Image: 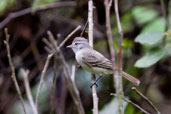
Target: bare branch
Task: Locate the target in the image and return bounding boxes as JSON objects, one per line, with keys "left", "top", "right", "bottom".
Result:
{"left": 132, "top": 87, "right": 161, "bottom": 114}
{"left": 4, "top": 28, "right": 27, "bottom": 114}
{"left": 35, "top": 53, "right": 53, "bottom": 108}
{"left": 0, "top": 1, "right": 76, "bottom": 29}
{"left": 88, "top": 1, "right": 99, "bottom": 114}
{"left": 110, "top": 93, "right": 150, "bottom": 114}
{"left": 104, "top": 0, "right": 124, "bottom": 113}
{"left": 21, "top": 69, "right": 39, "bottom": 114}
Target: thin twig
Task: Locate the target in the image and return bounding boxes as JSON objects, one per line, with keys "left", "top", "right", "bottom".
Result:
{"left": 132, "top": 87, "right": 161, "bottom": 114}
{"left": 88, "top": 1, "right": 99, "bottom": 114}
{"left": 114, "top": 0, "right": 125, "bottom": 113}
{"left": 43, "top": 30, "right": 85, "bottom": 114}
{"left": 104, "top": 0, "right": 124, "bottom": 113}
{"left": 4, "top": 28, "right": 27, "bottom": 114}
{"left": 0, "top": 1, "right": 76, "bottom": 29}
{"left": 59, "top": 25, "right": 81, "bottom": 48}
{"left": 50, "top": 44, "right": 58, "bottom": 114}
{"left": 110, "top": 93, "right": 150, "bottom": 114}
{"left": 114, "top": 0, "right": 123, "bottom": 70}
{"left": 80, "top": 20, "right": 88, "bottom": 36}
{"left": 21, "top": 69, "right": 39, "bottom": 114}
{"left": 160, "top": 0, "right": 169, "bottom": 30}
{"left": 35, "top": 53, "right": 53, "bottom": 108}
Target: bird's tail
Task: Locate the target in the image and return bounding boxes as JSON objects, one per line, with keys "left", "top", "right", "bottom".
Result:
{"left": 121, "top": 71, "right": 140, "bottom": 86}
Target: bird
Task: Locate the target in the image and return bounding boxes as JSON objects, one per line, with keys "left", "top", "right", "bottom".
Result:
{"left": 67, "top": 37, "right": 140, "bottom": 86}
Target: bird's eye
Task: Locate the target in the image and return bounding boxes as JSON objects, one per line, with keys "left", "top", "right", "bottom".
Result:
{"left": 75, "top": 43, "right": 78, "bottom": 45}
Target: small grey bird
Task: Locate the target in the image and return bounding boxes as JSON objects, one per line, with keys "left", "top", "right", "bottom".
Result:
{"left": 67, "top": 37, "right": 140, "bottom": 86}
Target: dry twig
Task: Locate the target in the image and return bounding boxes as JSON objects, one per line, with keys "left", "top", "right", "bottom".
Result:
{"left": 132, "top": 87, "right": 161, "bottom": 114}
{"left": 110, "top": 93, "right": 150, "bottom": 114}
{"left": 43, "top": 27, "right": 85, "bottom": 114}
{"left": 21, "top": 69, "right": 39, "bottom": 114}
{"left": 104, "top": 0, "right": 124, "bottom": 113}
{"left": 4, "top": 28, "right": 27, "bottom": 114}
{"left": 88, "top": 1, "right": 99, "bottom": 114}
{"left": 59, "top": 25, "right": 81, "bottom": 48}
{"left": 35, "top": 53, "right": 53, "bottom": 108}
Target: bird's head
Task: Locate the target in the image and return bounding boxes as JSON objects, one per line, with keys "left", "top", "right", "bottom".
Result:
{"left": 67, "top": 37, "right": 91, "bottom": 53}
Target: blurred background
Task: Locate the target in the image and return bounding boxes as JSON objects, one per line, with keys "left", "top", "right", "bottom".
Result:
{"left": 0, "top": 0, "right": 170, "bottom": 114}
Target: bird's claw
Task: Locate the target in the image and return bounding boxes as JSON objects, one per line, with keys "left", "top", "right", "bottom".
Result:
{"left": 90, "top": 82, "right": 98, "bottom": 88}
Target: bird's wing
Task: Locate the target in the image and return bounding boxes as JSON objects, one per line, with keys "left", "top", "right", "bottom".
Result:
{"left": 82, "top": 51, "right": 113, "bottom": 70}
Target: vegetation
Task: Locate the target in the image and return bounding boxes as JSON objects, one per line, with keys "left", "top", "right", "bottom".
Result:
{"left": 0, "top": 0, "right": 170, "bottom": 114}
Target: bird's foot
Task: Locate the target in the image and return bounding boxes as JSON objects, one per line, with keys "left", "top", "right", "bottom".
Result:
{"left": 90, "top": 76, "right": 102, "bottom": 88}
{"left": 90, "top": 82, "right": 98, "bottom": 88}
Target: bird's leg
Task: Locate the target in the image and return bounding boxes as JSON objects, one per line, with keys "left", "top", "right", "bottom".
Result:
{"left": 90, "top": 75, "right": 102, "bottom": 88}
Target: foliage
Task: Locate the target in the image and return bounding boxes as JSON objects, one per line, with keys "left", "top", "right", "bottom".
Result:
{"left": 0, "top": 0, "right": 16, "bottom": 17}
{"left": 133, "top": 5, "right": 171, "bottom": 68}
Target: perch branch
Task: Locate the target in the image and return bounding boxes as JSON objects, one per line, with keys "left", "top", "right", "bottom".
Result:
{"left": 35, "top": 53, "right": 53, "bottom": 108}
{"left": 88, "top": 1, "right": 99, "bottom": 114}
{"left": 21, "top": 69, "right": 39, "bottom": 114}
{"left": 132, "top": 87, "right": 161, "bottom": 114}
{"left": 0, "top": 1, "right": 76, "bottom": 29}
{"left": 111, "top": 93, "right": 150, "bottom": 114}
{"left": 4, "top": 28, "right": 27, "bottom": 114}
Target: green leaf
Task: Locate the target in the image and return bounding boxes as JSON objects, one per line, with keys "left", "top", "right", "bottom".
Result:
{"left": 132, "top": 6, "right": 158, "bottom": 24}
{"left": 142, "top": 18, "right": 166, "bottom": 33}
{"left": 135, "top": 31, "right": 164, "bottom": 45}
{"left": 125, "top": 104, "right": 135, "bottom": 114}
{"left": 99, "top": 98, "right": 127, "bottom": 114}
{"left": 135, "top": 47, "right": 166, "bottom": 68}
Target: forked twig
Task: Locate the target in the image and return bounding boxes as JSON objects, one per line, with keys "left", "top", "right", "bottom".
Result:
{"left": 21, "top": 69, "right": 39, "bottom": 114}
{"left": 4, "top": 28, "right": 27, "bottom": 114}
{"left": 43, "top": 27, "right": 85, "bottom": 114}
{"left": 104, "top": 0, "right": 124, "bottom": 113}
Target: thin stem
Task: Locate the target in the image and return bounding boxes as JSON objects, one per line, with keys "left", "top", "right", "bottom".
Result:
{"left": 114, "top": 1, "right": 125, "bottom": 113}
{"left": 104, "top": 0, "right": 124, "bottom": 113}
{"left": 59, "top": 25, "right": 81, "bottom": 48}
{"left": 35, "top": 54, "right": 53, "bottom": 108}
{"left": 80, "top": 20, "right": 88, "bottom": 36}
{"left": 110, "top": 93, "right": 150, "bottom": 114}
{"left": 4, "top": 28, "right": 27, "bottom": 114}
{"left": 21, "top": 69, "right": 39, "bottom": 114}
{"left": 88, "top": 0, "right": 99, "bottom": 114}
{"left": 132, "top": 87, "right": 161, "bottom": 114}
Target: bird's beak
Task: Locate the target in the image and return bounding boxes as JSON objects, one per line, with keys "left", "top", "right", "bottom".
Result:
{"left": 67, "top": 44, "right": 74, "bottom": 48}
